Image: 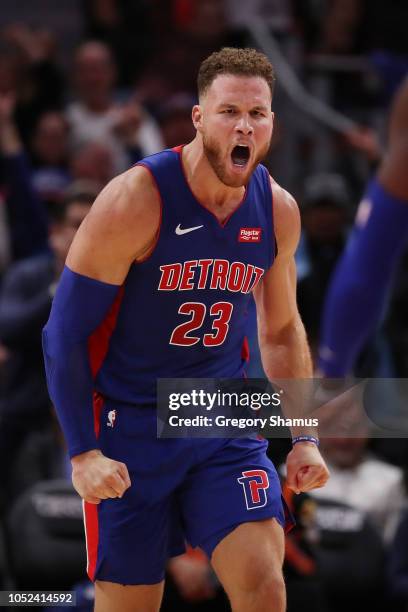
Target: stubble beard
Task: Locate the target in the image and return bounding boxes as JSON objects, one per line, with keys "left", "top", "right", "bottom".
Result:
{"left": 202, "top": 133, "right": 271, "bottom": 188}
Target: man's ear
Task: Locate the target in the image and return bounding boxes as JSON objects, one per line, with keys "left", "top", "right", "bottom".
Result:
{"left": 192, "top": 105, "right": 203, "bottom": 132}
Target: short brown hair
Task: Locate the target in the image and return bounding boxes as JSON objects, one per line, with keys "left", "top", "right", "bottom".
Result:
{"left": 198, "top": 47, "right": 275, "bottom": 99}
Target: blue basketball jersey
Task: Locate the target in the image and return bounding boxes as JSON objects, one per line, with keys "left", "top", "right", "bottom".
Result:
{"left": 92, "top": 147, "right": 276, "bottom": 405}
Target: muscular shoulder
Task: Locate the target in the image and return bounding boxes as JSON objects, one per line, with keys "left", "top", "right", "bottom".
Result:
{"left": 84, "top": 165, "right": 160, "bottom": 243}
{"left": 271, "top": 179, "right": 301, "bottom": 258}
{"left": 66, "top": 165, "right": 161, "bottom": 283}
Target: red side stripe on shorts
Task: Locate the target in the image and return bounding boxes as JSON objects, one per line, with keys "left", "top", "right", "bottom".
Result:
{"left": 83, "top": 392, "right": 105, "bottom": 578}
{"left": 83, "top": 500, "right": 99, "bottom": 582}
{"left": 84, "top": 289, "right": 125, "bottom": 580}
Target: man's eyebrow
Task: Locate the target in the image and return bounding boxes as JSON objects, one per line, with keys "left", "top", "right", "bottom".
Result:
{"left": 217, "top": 103, "right": 269, "bottom": 111}
{"left": 251, "top": 105, "right": 269, "bottom": 112}
{"left": 217, "top": 103, "right": 239, "bottom": 108}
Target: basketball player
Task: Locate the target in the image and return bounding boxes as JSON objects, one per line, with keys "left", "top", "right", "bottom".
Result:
{"left": 43, "top": 48, "right": 329, "bottom": 612}
{"left": 318, "top": 77, "right": 408, "bottom": 377}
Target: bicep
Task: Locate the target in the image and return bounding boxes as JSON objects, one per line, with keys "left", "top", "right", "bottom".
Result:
{"left": 254, "top": 181, "right": 302, "bottom": 337}
{"left": 66, "top": 210, "right": 133, "bottom": 285}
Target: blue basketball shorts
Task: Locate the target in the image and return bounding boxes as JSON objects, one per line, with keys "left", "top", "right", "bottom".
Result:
{"left": 83, "top": 400, "right": 293, "bottom": 585}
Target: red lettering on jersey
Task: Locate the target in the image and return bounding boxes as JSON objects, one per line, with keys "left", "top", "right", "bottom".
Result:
{"left": 247, "top": 266, "right": 265, "bottom": 292}
{"left": 158, "top": 260, "right": 265, "bottom": 293}
{"left": 227, "top": 262, "right": 246, "bottom": 292}
{"left": 210, "top": 259, "right": 229, "bottom": 290}
{"left": 238, "top": 228, "right": 262, "bottom": 242}
{"left": 158, "top": 263, "right": 182, "bottom": 290}
{"left": 241, "top": 264, "right": 255, "bottom": 293}
{"left": 179, "top": 260, "right": 197, "bottom": 290}
{"left": 197, "top": 259, "right": 213, "bottom": 289}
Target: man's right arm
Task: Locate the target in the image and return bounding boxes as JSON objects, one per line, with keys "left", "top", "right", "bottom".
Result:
{"left": 42, "top": 166, "right": 160, "bottom": 503}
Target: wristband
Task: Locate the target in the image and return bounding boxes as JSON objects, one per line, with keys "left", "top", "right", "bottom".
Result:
{"left": 292, "top": 435, "right": 319, "bottom": 447}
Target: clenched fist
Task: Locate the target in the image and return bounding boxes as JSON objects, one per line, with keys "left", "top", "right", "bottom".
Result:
{"left": 71, "top": 449, "right": 131, "bottom": 504}
{"left": 286, "top": 442, "right": 329, "bottom": 494}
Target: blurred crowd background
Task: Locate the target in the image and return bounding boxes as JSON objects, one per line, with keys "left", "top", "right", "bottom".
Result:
{"left": 0, "top": 0, "right": 407, "bottom": 610}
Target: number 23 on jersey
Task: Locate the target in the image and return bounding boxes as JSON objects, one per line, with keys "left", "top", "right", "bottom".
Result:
{"left": 170, "top": 302, "right": 233, "bottom": 347}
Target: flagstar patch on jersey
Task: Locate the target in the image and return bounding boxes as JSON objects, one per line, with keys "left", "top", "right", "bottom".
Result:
{"left": 238, "top": 228, "right": 262, "bottom": 243}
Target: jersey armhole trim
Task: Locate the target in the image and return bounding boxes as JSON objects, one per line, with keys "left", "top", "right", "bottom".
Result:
{"left": 133, "top": 162, "right": 163, "bottom": 265}
{"left": 264, "top": 168, "right": 277, "bottom": 268}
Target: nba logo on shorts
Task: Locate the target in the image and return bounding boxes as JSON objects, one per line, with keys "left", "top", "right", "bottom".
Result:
{"left": 107, "top": 410, "right": 116, "bottom": 428}
{"left": 237, "top": 469, "right": 269, "bottom": 510}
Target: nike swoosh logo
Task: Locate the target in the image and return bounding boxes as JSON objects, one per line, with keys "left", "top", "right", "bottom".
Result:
{"left": 175, "top": 224, "right": 204, "bottom": 235}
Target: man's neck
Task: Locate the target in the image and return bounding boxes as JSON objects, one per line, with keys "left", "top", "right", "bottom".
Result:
{"left": 182, "top": 138, "right": 246, "bottom": 221}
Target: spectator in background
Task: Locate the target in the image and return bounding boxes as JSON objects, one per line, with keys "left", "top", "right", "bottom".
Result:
{"left": 302, "top": 431, "right": 401, "bottom": 612}
{"left": 309, "top": 436, "right": 405, "bottom": 543}
{"left": 158, "top": 94, "right": 196, "bottom": 149}
{"left": 9, "top": 412, "right": 70, "bottom": 503}
{"left": 137, "top": 0, "right": 244, "bottom": 114}
{"left": 66, "top": 40, "right": 163, "bottom": 174}
{"left": 387, "top": 468, "right": 408, "bottom": 611}
{"left": 0, "top": 25, "right": 64, "bottom": 145}
{"left": 70, "top": 141, "right": 115, "bottom": 187}
{"left": 0, "top": 92, "right": 49, "bottom": 264}
{"left": 30, "top": 111, "right": 72, "bottom": 214}
{"left": 295, "top": 173, "right": 350, "bottom": 354}
{"left": 282, "top": 485, "right": 327, "bottom": 612}
{"left": 81, "top": 0, "right": 154, "bottom": 87}
{"left": 0, "top": 184, "right": 96, "bottom": 504}
{"left": 225, "top": 0, "right": 293, "bottom": 37}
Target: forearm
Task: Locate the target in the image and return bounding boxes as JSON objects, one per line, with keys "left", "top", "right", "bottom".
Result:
{"left": 42, "top": 267, "right": 121, "bottom": 458}
{"left": 259, "top": 318, "right": 312, "bottom": 380}
{"left": 259, "top": 319, "right": 316, "bottom": 438}
{"left": 42, "top": 330, "right": 97, "bottom": 457}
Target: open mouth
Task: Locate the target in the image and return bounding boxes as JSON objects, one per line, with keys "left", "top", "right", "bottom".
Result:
{"left": 231, "top": 145, "right": 250, "bottom": 167}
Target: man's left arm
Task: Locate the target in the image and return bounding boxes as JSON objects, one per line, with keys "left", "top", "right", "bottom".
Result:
{"left": 253, "top": 182, "right": 329, "bottom": 494}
